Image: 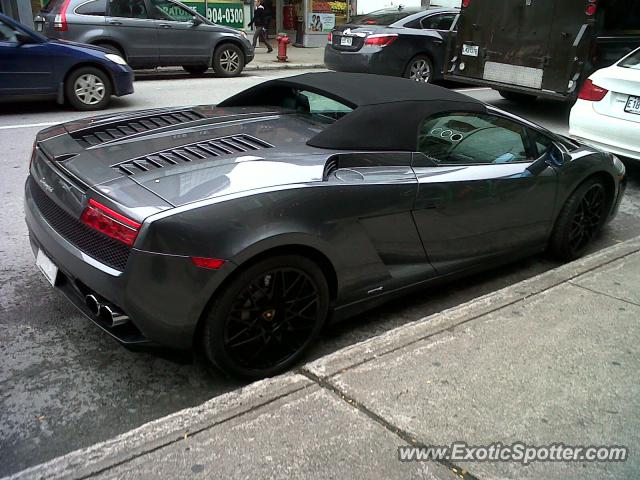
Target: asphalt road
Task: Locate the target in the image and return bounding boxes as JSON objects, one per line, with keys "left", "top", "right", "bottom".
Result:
{"left": 2, "top": 71, "right": 640, "bottom": 477}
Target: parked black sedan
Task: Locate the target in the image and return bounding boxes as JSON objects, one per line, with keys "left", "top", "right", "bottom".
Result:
{"left": 325, "top": 6, "right": 459, "bottom": 83}
{"left": 26, "top": 73, "right": 626, "bottom": 379}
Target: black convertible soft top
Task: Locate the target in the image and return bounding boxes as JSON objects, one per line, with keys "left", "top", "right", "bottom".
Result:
{"left": 219, "top": 72, "right": 487, "bottom": 151}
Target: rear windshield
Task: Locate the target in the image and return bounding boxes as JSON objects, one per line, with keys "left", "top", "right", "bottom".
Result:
{"left": 619, "top": 49, "right": 640, "bottom": 70}
{"left": 351, "top": 7, "right": 422, "bottom": 26}
{"left": 41, "top": 0, "right": 66, "bottom": 13}
{"left": 280, "top": 89, "right": 353, "bottom": 123}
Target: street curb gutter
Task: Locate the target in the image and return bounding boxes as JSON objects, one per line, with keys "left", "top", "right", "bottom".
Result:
{"left": 6, "top": 236, "right": 640, "bottom": 480}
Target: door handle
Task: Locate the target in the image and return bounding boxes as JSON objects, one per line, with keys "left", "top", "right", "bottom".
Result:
{"left": 158, "top": 23, "right": 172, "bottom": 28}
{"left": 108, "top": 20, "right": 122, "bottom": 25}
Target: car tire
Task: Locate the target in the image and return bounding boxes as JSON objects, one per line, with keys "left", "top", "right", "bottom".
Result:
{"left": 65, "top": 66, "right": 112, "bottom": 111}
{"left": 404, "top": 55, "right": 433, "bottom": 83}
{"left": 498, "top": 90, "right": 537, "bottom": 103}
{"left": 202, "top": 255, "right": 330, "bottom": 378}
{"left": 183, "top": 65, "right": 209, "bottom": 75}
{"left": 548, "top": 177, "right": 609, "bottom": 261}
{"left": 212, "top": 43, "right": 245, "bottom": 77}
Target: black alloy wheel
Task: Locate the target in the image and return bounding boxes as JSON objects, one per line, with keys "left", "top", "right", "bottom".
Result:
{"left": 203, "top": 255, "right": 329, "bottom": 378}
{"left": 549, "top": 178, "right": 609, "bottom": 261}
{"left": 568, "top": 183, "right": 606, "bottom": 254}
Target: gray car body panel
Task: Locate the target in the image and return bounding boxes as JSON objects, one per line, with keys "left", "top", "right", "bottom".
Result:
{"left": 35, "top": 0, "right": 253, "bottom": 69}
{"left": 24, "top": 84, "right": 626, "bottom": 350}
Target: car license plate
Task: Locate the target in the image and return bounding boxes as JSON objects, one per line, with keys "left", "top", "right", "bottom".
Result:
{"left": 340, "top": 36, "right": 353, "bottom": 46}
{"left": 462, "top": 44, "right": 479, "bottom": 57}
{"left": 36, "top": 249, "right": 58, "bottom": 286}
{"left": 624, "top": 95, "right": 640, "bottom": 115}
{"left": 35, "top": 21, "right": 44, "bottom": 32}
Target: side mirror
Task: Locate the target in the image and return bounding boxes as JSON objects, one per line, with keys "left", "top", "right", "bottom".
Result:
{"left": 526, "top": 145, "right": 568, "bottom": 175}
{"left": 191, "top": 16, "right": 203, "bottom": 26}
{"left": 15, "top": 32, "right": 34, "bottom": 45}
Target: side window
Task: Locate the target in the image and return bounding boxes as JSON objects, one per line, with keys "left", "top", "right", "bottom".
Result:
{"left": 0, "top": 21, "right": 18, "bottom": 42}
{"left": 151, "top": 0, "right": 194, "bottom": 21}
{"left": 528, "top": 129, "right": 555, "bottom": 158}
{"left": 421, "top": 13, "right": 456, "bottom": 31}
{"left": 109, "top": 0, "right": 148, "bottom": 18}
{"left": 76, "top": 0, "right": 107, "bottom": 16}
{"left": 418, "top": 112, "right": 532, "bottom": 165}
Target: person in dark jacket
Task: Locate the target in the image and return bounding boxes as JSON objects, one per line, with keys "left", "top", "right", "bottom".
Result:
{"left": 248, "top": 0, "right": 273, "bottom": 53}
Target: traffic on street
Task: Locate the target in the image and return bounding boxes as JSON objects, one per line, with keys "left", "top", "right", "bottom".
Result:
{"left": 1, "top": 0, "right": 640, "bottom": 478}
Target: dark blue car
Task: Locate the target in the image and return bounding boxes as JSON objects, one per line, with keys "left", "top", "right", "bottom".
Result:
{"left": 0, "top": 13, "right": 133, "bottom": 110}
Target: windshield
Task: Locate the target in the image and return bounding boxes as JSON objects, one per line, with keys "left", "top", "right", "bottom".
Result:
{"left": 351, "top": 7, "right": 422, "bottom": 25}
{"left": 619, "top": 49, "right": 640, "bottom": 70}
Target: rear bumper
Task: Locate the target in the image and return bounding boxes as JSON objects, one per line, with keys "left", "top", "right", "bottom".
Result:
{"left": 24, "top": 176, "right": 229, "bottom": 350}
{"left": 570, "top": 100, "right": 640, "bottom": 161}
{"left": 324, "top": 45, "right": 406, "bottom": 77}
{"left": 444, "top": 74, "right": 569, "bottom": 100}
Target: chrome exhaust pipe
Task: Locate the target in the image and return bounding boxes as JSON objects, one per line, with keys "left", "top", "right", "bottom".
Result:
{"left": 99, "top": 304, "right": 129, "bottom": 327}
{"left": 85, "top": 294, "right": 100, "bottom": 316}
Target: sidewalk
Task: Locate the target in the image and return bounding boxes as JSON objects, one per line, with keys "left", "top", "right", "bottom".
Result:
{"left": 134, "top": 46, "right": 325, "bottom": 80}
{"left": 7, "top": 238, "right": 640, "bottom": 480}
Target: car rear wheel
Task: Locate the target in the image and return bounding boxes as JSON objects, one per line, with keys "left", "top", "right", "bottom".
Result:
{"left": 202, "top": 255, "right": 329, "bottom": 378}
{"left": 183, "top": 65, "right": 209, "bottom": 75}
{"left": 498, "top": 90, "right": 537, "bottom": 103}
{"left": 548, "top": 178, "right": 609, "bottom": 261}
{"left": 404, "top": 55, "right": 433, "bottom": 83}
{"left": 213, "top": 44, "right": 245, "bottom": 77}
{"left": 65, "top": 67, "right": 112, "bottom": 111}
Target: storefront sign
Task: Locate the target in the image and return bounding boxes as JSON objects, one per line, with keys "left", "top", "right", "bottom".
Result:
{"left": 183, "top": 0, "right": 244, "bottom": 29}
{"left": 308, "top": 12, "right": 335, "bottom": 32}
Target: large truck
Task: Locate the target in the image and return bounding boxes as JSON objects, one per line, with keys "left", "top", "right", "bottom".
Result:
{"left": 444, "top": 0, "right": 640, "bottom": 102}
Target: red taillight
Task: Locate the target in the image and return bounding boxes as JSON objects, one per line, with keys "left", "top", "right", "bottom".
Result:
{"left": 53, "top": 0, "right": 71, "bottom": 31}
{"left": 462, "top": 0, "right": 472, "bottom": 7}
{"left": 585, "top": 3, "right": 597, "bottom": 15}
{"left": 364, "top": 34, "right": 398, "bottom": 47}
{"left": 327, "top": 32, "right": 332, "bottom": 43}
{"left": 81, "top": 199, "right": 141, "bottom": 247}
{"left": 578, "top": 79, "right": 608, "bottom": 101}
{"left": 191, "top": 257, "right": 226, "bottom": 269}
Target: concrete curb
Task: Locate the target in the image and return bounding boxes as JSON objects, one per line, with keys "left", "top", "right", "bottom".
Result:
{"left": 133, "top": 63, "right": 325, "bottom": 81}
{"left": 6, "top": 236, "right": 640, "bottom": 480}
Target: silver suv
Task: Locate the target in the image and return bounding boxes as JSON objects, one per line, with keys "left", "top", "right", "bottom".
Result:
{"left": 34, "top": 0, "right": 254, "bottom": 76}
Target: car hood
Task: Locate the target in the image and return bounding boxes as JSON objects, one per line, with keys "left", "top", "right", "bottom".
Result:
{"left": 50, "top": 38, "right": 110, "bottom": 55}
{"left": 36, "top": 106, "right": 332, "bottom": 209}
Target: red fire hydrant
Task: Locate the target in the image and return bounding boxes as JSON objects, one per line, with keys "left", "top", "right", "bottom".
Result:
{"left": 277, "top": 33, "right": 290, "bottom": 62}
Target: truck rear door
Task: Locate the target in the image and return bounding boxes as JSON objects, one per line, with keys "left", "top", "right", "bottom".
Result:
{"left": 447, "top": 0, "right": 595, "bottom": 97}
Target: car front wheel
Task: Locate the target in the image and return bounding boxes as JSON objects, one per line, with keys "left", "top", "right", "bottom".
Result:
{"left": 212, "top": 43, "right": 245, "bottom": 77}
{"left": 549, "top": 177, "right": 609, "bottom": 261}
{"left": 65, "top": 67, "right": 112, "bottom": 111}
{"left": 202, "top": 255, "right": 329, "bottom": 378}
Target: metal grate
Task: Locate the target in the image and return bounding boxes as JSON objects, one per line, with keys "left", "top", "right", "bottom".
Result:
{"left": 29, "top": 177, "right": 131, "bottom": 271}
{"left": 71, "top": 110, "right": 204, "bottom": 148}
{"left": 113, "top": 134, "right": 274, "bottom": 176}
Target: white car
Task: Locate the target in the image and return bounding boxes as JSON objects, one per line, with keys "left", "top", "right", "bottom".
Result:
{"left": 570, "top": 47, "right": 640, "bottom": 161}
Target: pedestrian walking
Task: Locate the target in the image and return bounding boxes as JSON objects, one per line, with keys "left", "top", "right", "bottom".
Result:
{"left": 248, "top": 0, "right": 273, "bottom": 53}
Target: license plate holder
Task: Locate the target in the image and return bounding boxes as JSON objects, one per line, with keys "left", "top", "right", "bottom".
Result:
{"left": 462, "top": 43, "right": 479, "bottom": 57}
{"left": 624, "top": 95, "right": 640, "bottom": 115}
{"left": 36, "top": 249, "right": 58, "bottom": 286}
{"left": 340, "top": 36, "right": 353, "bottom": 46}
